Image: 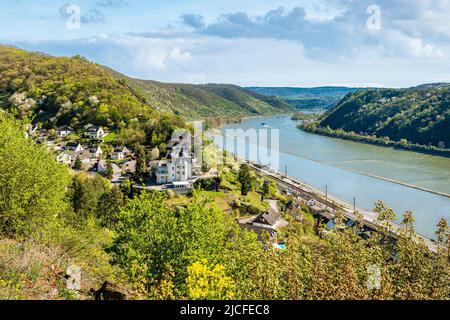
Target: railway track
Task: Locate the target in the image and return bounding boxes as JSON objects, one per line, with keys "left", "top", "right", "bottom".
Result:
{"left": 249, "top": 163, "right": 442, "bottom": 253}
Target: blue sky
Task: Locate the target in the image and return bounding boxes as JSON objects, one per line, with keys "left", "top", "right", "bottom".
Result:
{"left": 2, "top": 0, "right": 450, "bottom": 87}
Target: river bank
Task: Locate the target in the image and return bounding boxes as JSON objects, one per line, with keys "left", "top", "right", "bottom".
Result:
{"left": 299, "top": 123, "right": 450, "bottom": 158}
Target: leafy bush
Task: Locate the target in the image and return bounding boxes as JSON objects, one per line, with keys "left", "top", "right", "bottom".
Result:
{"left": 0, "top": 114, "right": 70, "bottom": 236}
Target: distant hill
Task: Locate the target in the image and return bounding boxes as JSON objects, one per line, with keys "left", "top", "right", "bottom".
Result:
{"left": 246, "top": 86, "right": 364, "bottom": 109}
{"left": 316, "top": 85, "right": 450, "bottom": 148}
{"left": 0, "top": 45, "right": 293, "bottom": 130}
{"left": 412, "top": 82, "right": 450, "bottom": 90}
{"left": 122, "top": 79, "right": 294, "bottom": 119}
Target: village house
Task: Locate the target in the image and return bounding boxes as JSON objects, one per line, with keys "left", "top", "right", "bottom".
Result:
{"left": 252, "top": 206, "right": 286, "bottom": 230}
{"left": 121, "top": 160, "right": 136, "bottom": 175}
{"left": 56, "top": 151, "right": 72, "bottom": 165}
{"left": 305, "top": 197, "right": 327, "bottom": 215}
{"left": 155, "top": 153, "right": 193, "bottom": 184}
{"left": 111, "top": 146, "right": 129, "bottom": 160}
{"left": 56, "top": 143, "right": 103, "bottom": 169}
{"left": 89, "top": 145, "right": 103, "bottom": 158}
{"left": 76, "top": 150, "right": 95, "bottom": 166}
{"left": 66, "top": 142, "right": 84, "bottom": 152}
{"left": 92, "top": 160, "right": 107, "bottom": 173}
{"left": 238, "top": 202, "right": 288, "bottom": 241}
{"left": 57, "top": 127, "right": 74, "bottom": 138}
{"left": 306, "top": 198, "right": 317, "bottom": 207}
{"left": 84, "top": 125, "right": 107, "bottom": 140}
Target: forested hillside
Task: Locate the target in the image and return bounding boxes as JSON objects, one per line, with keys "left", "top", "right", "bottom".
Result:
{"left": 0, "top": 45, "right": 184, "bottom": 130}
{"left": 313, "top": 85, "right": 450, "bottom": 149}
{"left": 0, "top": 45, "right": 292, "bottom": 127}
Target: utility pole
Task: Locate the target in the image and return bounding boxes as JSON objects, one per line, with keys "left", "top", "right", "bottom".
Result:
{"left": 353, "top": 197, "right": 356, "bottom": 213}
{"left": 284, "top": 165, "right": 287, "bottom": 177}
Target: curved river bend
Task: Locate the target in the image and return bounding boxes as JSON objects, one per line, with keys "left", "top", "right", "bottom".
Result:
{"left": 211, "top": 115, "right": 450, "bottom": 239}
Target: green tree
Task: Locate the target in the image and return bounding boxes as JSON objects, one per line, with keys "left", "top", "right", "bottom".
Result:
{"left": 74, "top": 155, "right": 82, "bottom": 170}
{"left": 109, "top": 192, "right": 181, "bottom": 290}
{"left": 399, "top": 138, "right": 409, "bottom": 147}
{"left": 261, "top": 180, "right": 270, "bottom": 201}
{"left": 118, "top": 127, "right": 146, "bottom": 146}
{"left": 436, "top": 218, "right": 449, "bottom": 245}
{"left": 0, "top": 114, "right": 71, "bottom": 236}
{"left": 47, "top": 129, "right": 57, "bottom": 140}
{"left": 68, "top": 173, "right": 110, "bottom": 220}
{"left": 150, "top": 132, "right": 159, "bottom": 147}
{"left": 120, "top": 178, "right": 133, "bottom": 198}
{"left": 105, "top": 162, "right": 114, "bottom": 180}
{"left": 96, "top": 185, "right": 124, "bottom": 228}
{"left": 135, "top": 145, "right": 147, "bottom": 181}
{"left": 110, "top": 191, "right": 259, "bottom": 297}
{"left": 237, "top": 164, "right": 254, "bottom": 196}
{"left": 374, "top": 200, "right": 397, "bottom": 233}
{"left": 401, "top": 210, "right": 415, "bottom": 236}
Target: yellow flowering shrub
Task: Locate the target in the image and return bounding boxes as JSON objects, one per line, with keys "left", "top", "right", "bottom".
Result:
{"left": 186, "top": 260, "right": 234, "bottom": 300}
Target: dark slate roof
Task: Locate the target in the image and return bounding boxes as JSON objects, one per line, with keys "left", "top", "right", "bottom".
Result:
{"left": 254, "top": 207, "right": 280, "bottom": 227}
{"left": 91, "top": 160, "right": 106, "bottom": 172}
{"left": 66, "top": 142, "right": 82, "bottom": 150}
{"left": 58, "top": 126, "right": 73, "bottom": 131}
{"left": 86, "top": 126, "right": 100, "bottom": 132}
{"left": 114, "top": 146, "right": 127, "bottom": 152}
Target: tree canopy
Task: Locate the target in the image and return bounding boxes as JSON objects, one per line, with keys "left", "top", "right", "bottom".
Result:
{"left": 0, "top": 114, "right": 70, "bottom": 236}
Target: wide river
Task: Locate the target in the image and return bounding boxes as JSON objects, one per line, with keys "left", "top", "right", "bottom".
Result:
{"left": 211, "top": 115, "right": 450, "bottom": 239}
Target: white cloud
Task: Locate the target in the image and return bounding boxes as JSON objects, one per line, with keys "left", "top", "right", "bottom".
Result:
{"left": 88, "top": 36, "right": 194, "bottom": 71}
{"left": 378, "top": 30, "right": 444, "bottom": 58}
{"left": 174, "top": 2, "right": 449, "bottom": 61}
{"left": 168, "top": 47, "right": 193, "bottom": 65}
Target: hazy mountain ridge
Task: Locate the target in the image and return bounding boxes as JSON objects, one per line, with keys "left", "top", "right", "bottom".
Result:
{"left": 246, "top": 86, "right": 365, "bottom": 109}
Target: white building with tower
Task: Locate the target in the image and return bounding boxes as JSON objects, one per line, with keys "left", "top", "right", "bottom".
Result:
{"left": 155, "top": 134, "right": 194, "bottom": 185}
